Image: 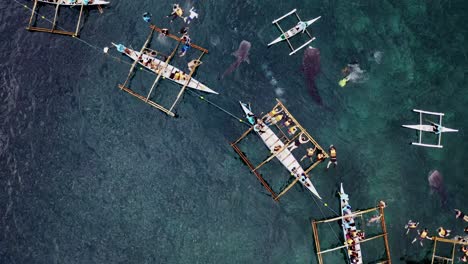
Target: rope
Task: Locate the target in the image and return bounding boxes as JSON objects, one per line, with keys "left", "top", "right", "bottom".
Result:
{"left": 186, "top": 89, "right": 250, "bottom": 126}
{"left": 311, "top": 194, "right": 342, "bottom": 244}
{"left": 15, "top": 0, "right": 251, "bottom": 126}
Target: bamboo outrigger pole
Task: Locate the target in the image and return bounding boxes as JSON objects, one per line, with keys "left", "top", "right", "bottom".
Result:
{"left": 122, "top": 28, "right": 155, "bottom": 89}
{"left": 169, "top": 51, "right": 205, "bottom": 112}
{"left": 430, "top": 236, "right": 468, "bottom": 264}
{"left": 145, "top": 38, "right": 182, "bottom": 102}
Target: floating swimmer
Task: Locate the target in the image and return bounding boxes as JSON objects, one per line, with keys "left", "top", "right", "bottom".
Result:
{"left": 339, "top": 62, "right": 367, "bottom": 87}
{"left": 183, "top": 7, "right": 199, "bottom": 24}
{"left": 142, "top": 12, "right": 152, "bottom": 23}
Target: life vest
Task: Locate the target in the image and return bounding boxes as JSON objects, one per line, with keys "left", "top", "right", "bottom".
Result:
{"left": 174, "top": 72, "right": 180, "bottom": 80}
{"left": 274, "top": 114, "right": 283, "bottom": 122}
{"left": 307, "top": 148, "right": 315, "bottom": 156}
{"left": 330, "top": 148, "right": 337, "bottom": 158}
{"left": 288, "top": 126, "right": 297, "bottom": 135}
{"left": 175, "top": 8, "right": 183, "bottom": 17}
{"left": 420, "top": 230, "right": 428, "bottom": 238}
{"left": 438, "top": 228, "right": 446, "bottom": 237}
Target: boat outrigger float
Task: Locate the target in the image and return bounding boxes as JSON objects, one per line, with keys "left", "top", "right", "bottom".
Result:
{"left": 27, "top": 0, "right": 109, "bottom": 37}
{"left": 268, "top": 9, "right": 321, "bottom": 55}
{"left": 231, "top": 99, "right": 329, "bottom": 201}
{"left": 402, "top": 109, "right": 458, "bottom": 148}
{"left": 111, "top": 24, "right": 215, "bottom": 117}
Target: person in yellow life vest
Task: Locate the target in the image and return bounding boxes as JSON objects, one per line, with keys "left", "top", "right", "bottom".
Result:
{"left": 315, "top": 150, "right": 326, "bottom": 163}
{"left": 404, "top": 220, "right": 419, "bottom": 235}
{"left": 174, "top": 72, "right": 181, "bottom": 80}
{"left": 288, "top": 125, "right": 298, "bottom": 136}
{"left": 264, "top": 107, "right": 283, "bottom": 125}
{"left": 412, "top": 228, "right": 432, "bottom": 247}
{"left": 437, "top": 227, "right": 451, "bottom": 238}
{"left": 327, "top": 145, "right": 337, "bottom": 169}
{"left": 166, "top": 4, "right": 184, "bottom": 22}
{"left": 301, "top": 146, "right": 317, "bottom": 162}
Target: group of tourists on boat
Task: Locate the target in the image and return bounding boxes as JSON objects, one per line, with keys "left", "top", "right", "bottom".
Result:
{"left": 341, "top": 193, "right": 364, "bottom": 263}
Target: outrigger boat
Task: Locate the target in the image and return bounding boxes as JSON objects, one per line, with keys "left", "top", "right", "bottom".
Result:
{"left": 112, "top": 43, "right": 218, "bottom": 94}
{"left": 268, "top": 9, "right": 321, "bottom": 55}
{"left": 402, "top": 109, "right": 458, "bottom": 148}
{"left": 239, "top": 102, "right": 322, "bottom": 199}
{"left": 37, "top": 0, "right": 110, "bottom": 6}
{"left": 339, "top": 183, "right": 363, "bottom": 264}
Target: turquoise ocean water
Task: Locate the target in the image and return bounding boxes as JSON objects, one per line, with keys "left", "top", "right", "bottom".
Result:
{"left": 1, "top": 0, "right": 468, "bottom": 263}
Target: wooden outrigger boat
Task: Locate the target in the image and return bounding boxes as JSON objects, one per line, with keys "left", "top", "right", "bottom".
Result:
{"left": 402, "top": 109, "right": 458, "bottom": 148}
{"left": 112, "top": 43, "right": 217, "bottom": 94}
{"left": 112, "top": 24, "right": 213, "bottom": 117}
{"left": 231, "top": 99, "right": 329, "bottom": 202}
{"left": 311, "top": 200, "right": 392, "bottom": 264}
{"left": 339, "top": 183, "right": 363, "bottom": 264}
{"left": 27, "top": 0, "right": 108, "bottom": 37}
{"left": 37, "top": 0, "right": 109, "bottom": 6}
{"left": 268, "top": 9, "right": 321, "bottom": 55}
{"left": 240, "top": 102, "right": 321, "bottom": 199}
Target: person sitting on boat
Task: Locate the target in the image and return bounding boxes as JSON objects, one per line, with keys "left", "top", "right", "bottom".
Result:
{"left": 412, "top": 228, "right": 432, "bottom": 247}
{"left": 253, "top": 120, "right": 267, "bottom": 135}
{"left": 326, "top": 145, "right": 337, "bottom": 169}
{"left": 166, "top": 4, "right": 184, "bottom": 22}
{"left": 287, "top": 125, "right": 298, "bottom": 136}
{"left": 282, "top": 118, "right": 293, "bottom": 128}
{"left": 301, "top": 146, "right": 317, "bottom": 162}
{"left": 404, "top": 220, "right": 419, "bottom": 235}
{"left": 437, "top": 227, "right": 451, "bottom": 238}
{"left": 263, "top": 107, "right": 284, "bottom": 125}
{"left": 357, "top": 231, "right": 365, "bottom": 240}
{"left": 246, "top": 112, "right": 256, "bottom": 125}
{"left": 183, "top": 7, "right": 199, "bottom": 24}
{"left": 432, "top": 124, "right": 442, "bottom": 135}
{"left": 142, "top": 12, "right": 152, "bottom": 23}
{"left": 455, "top": 209, "right": 468, "bottom": 222}
{"left": 179, "top": 34, "right": 191, "bottom": 57}
{"left": 188, "top": 59, "right": 202, "bottom": 72}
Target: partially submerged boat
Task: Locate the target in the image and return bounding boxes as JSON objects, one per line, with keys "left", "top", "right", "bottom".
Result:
{"left": 37, "top": 0, "right": 110, "bottom": 6}
{"left": 113, "top": 43, "right": 218, "bottom": 94}
{"left": 340, "top": 183, "right": 363, "bottom": 264}
{"left": 239, "top": 101, "right": 322, "bottom": 199}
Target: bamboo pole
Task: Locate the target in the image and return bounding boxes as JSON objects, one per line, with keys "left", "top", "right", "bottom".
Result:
{"left": 168, "top": 51, "right": 205, "bottom": 112}
{"left": 51, "top": 0, "right": 62, "bottom": 32}
{"left": 231, "top": 144, "right": 278, "bottom": 200}
{"left": 27, "top": 0, "right": 39, "bottom": 29}
{"left": 118, "top": 85, "right": 175, "bottom": 117}
{"left": 122, "top": 28, "right": 154, "bottom": 89}
{"left": 311, "top": 221, "right": 324, "bottom": 264}
{"left": 379, "top": 206, "right": 392, "bottom": 264}
{"left": 317, "top": 233, "right": 387, "bottom": 255}
{"left": 450, "top": 243, "right": 456, "bottom": 263}
{"left": 274, "top": 177, "right": 299, "bottom": 201}
{"left": 304, "top": 159, "right": 324, "bottom": 174}
{"left": 149, "top": 25, "right": 208, "bottom": 53}
{"left": 145, "top": 38, "right": 182, "bottom": 102}
{"left": 275, "top": 99, "right": 329, "bottom": 158}
{"left": 231, "top": 126, "right": 254, "bottom": 145}
{"left": 315, "top": 207, "right": 380, "bottom": 224}
{"left": 74, "top": 3, "right": 84, "bottom": 37}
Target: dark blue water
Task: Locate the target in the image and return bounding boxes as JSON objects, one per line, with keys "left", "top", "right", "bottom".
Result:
{"left": 2, "top": 0, "right": 468, "bottom": 263}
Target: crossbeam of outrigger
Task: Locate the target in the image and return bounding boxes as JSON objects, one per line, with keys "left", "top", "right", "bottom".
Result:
{"left": 231, "top": 99, "right": 329, "bottom": 201}
{"left": 116, "top": 24, "right": 212, "bottom": 117}
{"left": 26, "top": 0, "right": 106, "bottom": 37}
{"left": 430, "top": 237, "right": 468, "bottom": 264}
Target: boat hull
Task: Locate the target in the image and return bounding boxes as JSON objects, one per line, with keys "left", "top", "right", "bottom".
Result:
{"left": 340, "top": 183, "right": 363, "bottom": 264}
{"left": 402, "top": 124, "right": 458, "bottom": 133}
{"left": 240, "top": 102, "right": 322, "bottom": 199}
{"left": 268, "top": 16, "right": 321, "bottom": 47}
{"left": 38, "top": 0, "right": 110, "bottom": 6}
{"left": 114, "top": 43, "right": 218, "bottom": 94}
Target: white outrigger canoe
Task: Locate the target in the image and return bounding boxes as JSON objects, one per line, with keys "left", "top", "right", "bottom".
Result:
{"left": 268, "top": 9, "right": 321, "bottom": 55}
{"left": 402, "top": 109, "right": 458, "bottom": 148}
{"left": 113, "top": 43, "right": 218, "bottom": 94}
{"left": 38, "top": 0, "right": 110, "bottom": 6}
{"left": 240, "top": 102, "right": 322, "bottom": 199}
{"left": 340, "top": 183, "right": 363, "bottom": 264}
